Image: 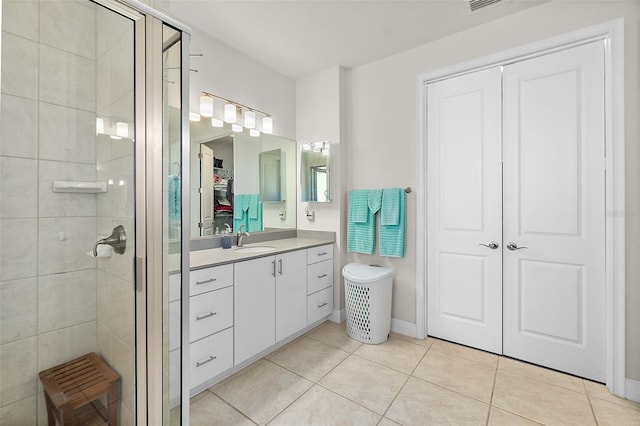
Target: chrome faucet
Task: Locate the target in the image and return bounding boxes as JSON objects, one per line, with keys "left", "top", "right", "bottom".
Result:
{"left": 236, "top": 224, "right": 250, "bottom": 247}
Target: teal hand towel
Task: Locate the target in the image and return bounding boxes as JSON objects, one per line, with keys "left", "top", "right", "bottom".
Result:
{"left": 242, "top": 193, "right": 250, "bottom": 212}
{"left": 248, "top": 201, "right": 263, "bottom": 232}
{"left": 347, "top": 190, "right": 375, "bottom": 254}
{"left": 381, "top": 188, "right": 401, "bottom": 225}
{"left": 368, "top": 189, "right": 382, "bottom": 215}
{"left": 379, "top": 188, "right": 405, "bottom": 257}
{"left": 233, "top": 194, "right": 245, "bottom": 220}
{"left": 248, "top": 194, "right": 259, "bottom": 219}
{"left": 350, "top": 189, "right": 369, "bottom": 223}
{"left": 233, "top": 216, "right": 248, "bottom": 233}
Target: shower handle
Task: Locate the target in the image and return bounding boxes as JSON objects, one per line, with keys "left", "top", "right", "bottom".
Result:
{"left": 94, "top": 225, "right": 127, "bottom": 256}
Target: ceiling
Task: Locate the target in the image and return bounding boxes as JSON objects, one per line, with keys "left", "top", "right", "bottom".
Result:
{"left": 163, "top": 0, "right": 547, "bottom": 79}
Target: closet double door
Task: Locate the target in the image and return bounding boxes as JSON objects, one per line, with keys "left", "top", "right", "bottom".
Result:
{"left": 427, "top": 41, "right": 606, "bottom": 381}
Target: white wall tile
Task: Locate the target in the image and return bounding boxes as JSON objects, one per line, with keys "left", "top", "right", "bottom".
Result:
{"left": 38, "top": 270, "right": 96, "bottom": 334}
{"left": 96, "top": 3, "right": 133, "bottom": 59}
{"left": 109, "top": 274, "right": 134, "bottom": 348}
{"left": 1, "top": 0, "right": 39, "bottom": 41}
{"left": 0, "top": 278, "right": 38, "bottom": 344}
{"left": 37, "top": 321, "right": 96, "bottom": 373}
{"left": 0, "top": 33, "right": 38, "bottom": 100}
{"left": 97, "top": 156, "right": 135, "bottom": 219}
{"left": 40, "top": 0, "right": 96, "bottom": 60}
{"left": 0, "top": 395, "right": 37, "bottom": 426}
{"left": 38, "top": 160, "right": 97, "bottom": 218}
{"left": 96, "top": 50, "right": 113, "bottom": 113}
{"left": 111, "top": 33, "right": 135, "bottom": 104}
{"left": 0, "top": 337, "right": 37, "bottom": 407}
{"left": 0, "top": 219, "right": 37, "bottom": 281}
{"left": 39, "top": 102, "right": 96, "bottom": 164}
{"left": 96, "top": 322, "right": 112, "bottom": 363}
{"left": 39, "top": 45, "right": 96, "bottom": 112}
{"left": 0, "top": 156, "right": 37, "bottom": 218}
{"left": 38, "top": 217, "right": 96, "bottom": 276}
{"left": 36, "top": 392, "right": 48, "bottom": 426}
{"left": 0, "top": 94, "right": 38, "bottom": 158}
{"left": 111, "top": 335, "right": 135, "bottom": 415}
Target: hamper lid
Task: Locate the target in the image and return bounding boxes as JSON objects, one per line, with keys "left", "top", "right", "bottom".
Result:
{"left": 342, "top": 263, "right": 393, "bottom": 282}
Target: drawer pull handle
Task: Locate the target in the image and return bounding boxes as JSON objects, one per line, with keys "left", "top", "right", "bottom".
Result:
{"left": 317, "top": 302, "right": 328, "bottom": 308}
{"left": 317, "top": 273, "right": 328, "bottom": 279}
{"left": 196, "top": 278, "right": 217, "bottom": 285}
{"left": 196, "top": 355, "right": 217, "bottom": 367}
{"left": 317, "top": 252, "right": 328, "bottom": 256}
{"left": 196, "top": 312, "right": 217, "bottom": 321}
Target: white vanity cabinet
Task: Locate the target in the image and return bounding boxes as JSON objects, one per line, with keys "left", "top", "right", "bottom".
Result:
{"left": 234, "top": 250, "right": 308, "bottom": 365}
{"left": 307, "top": 244, "right": 334, "bottom": 324}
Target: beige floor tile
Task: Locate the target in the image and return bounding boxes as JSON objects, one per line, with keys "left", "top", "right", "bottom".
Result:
{"left": 390, "top": 332, "right": 436, "bottom": 349}
{"left": 584, "top": 379, "right": 640, "bottom": 411}
{"left": 306, "top": 321, "right": 362, "bottom": 353}
{"left": 214, "top": 359, "right": 312, "bottom": 425}
{"left": 492, "top": 371, "right": 595, "bottom": 426}
{"left": 190, "top": 391, "right": 255, "bottom": 426}
{"left": 590, "top": 396, "right": 640, "bottom": 426}
{"left": 386, "top": 377, "right": 489, "bottom": 425}
{"left": 269, "top": 385, "right": 380, "bottom": 426}
{"left": 487, "top": 407, "right": 541, "bottom": 425}
{"left": 353, "top": 336, "right": 428, "bottom": 374}
{"left": 498, "top": 357, "right": 584, "bottom": 393}
{"left": 319, "top": 354, "right": 408, "bottom": 415}
{"left": 412, "top": 348, "right": 496, "bottom": 403}
{"left": 430, "top": 339, "right": 499, "bottom": 368}
{"left": 267, "top": 336, "right": 350, "bottom": 382}
{"left": 378, "top": 418, "right": 401, "bottom": 426}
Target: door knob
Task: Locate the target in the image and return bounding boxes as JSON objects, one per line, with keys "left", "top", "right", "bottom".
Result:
{"left": 478, "top": 241, "right": 499, "bottom": 249}
{"left": 506, "top": 242, "right": 528, "bottom": 251}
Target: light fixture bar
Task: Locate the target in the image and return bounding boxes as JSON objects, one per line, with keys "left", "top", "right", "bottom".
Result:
{"left": 201, "top": 91, "right": 271, "bottom": 119}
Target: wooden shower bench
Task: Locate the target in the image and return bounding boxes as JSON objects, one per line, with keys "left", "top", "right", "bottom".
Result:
{"left": 39, "top": 352, "right": 120, "bottom": 425}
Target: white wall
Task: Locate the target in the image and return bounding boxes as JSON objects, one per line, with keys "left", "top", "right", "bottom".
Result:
{"left": 344, "top": 1, "right": 640, "bottom": 380}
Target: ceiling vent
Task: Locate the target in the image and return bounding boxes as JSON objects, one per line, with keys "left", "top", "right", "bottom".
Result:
{"left": 467, "top": 0, "right": 505, "bottom": 12}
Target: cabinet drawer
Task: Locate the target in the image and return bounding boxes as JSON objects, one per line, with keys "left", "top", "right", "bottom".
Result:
{"left": 190, "top": 286, "right": 233, "bottom": 342}
{"left": 307, "top": 244, "right": 333, "bottom": 265}
{"left": 169, "top": 273, "right": 181, "bottom": 302}
{"left": 190, "top": 264, "right": 233, "bottom": 296}
{"left": 169, "top": 300, "right": 181, "bottom": 351}
{"left": 307, "top": 260, "right": 333, "bottom": 295}
{"left": 308, "top": 286, "right": 333, "bottom": 325}
{"left": 189, "top": 328, "right": 233, "bottom": 389}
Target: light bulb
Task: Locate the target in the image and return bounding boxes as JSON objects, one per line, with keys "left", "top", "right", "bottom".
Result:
{"left": 262, "top": 116, "right": 273, "bottom": 134}
{"left": 211, "top": 118, "right": 224, "bottom": 128}
{"left": 189, "top": 112, "right": 201, "bottom": 122}
{"left": 200, "top": 95, "right": 213, "bottom": 117}
{"left": 96, "top": 117, "right": 104, "bottom": 134}
{"left": 249, "top": 129, "right": 260, "bottom": 137}
{"left": 224, "top": 103, "right": 237, "bottom": 123}
{"left": 231, "top": 124, "right": 243, "bottom": 132}
{"left": 244, "top": 110, "right": 256, "bottom": 129}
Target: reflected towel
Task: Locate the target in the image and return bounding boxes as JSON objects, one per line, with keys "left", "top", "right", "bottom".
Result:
{"left": 249, "top": 194, "right": 259, "bottom": 219}
{"left": 233, "top": 194, "right": 245, "bottom": 220}
{"left": 242, "top": 193, "right": 250, "bottom": 212}
{"left": 233, "top": 216, "right": 247, "bottom": 233}
{"left": 347, "top": 190, "right": 375, "bottom": 254}
{"left": 379, "top": 188, "right": 405, "bottom": 257}
{"left": 168, "top": 175, "right": 180, "bottom": 220}
{"left": 248, "top": 201, "right": 263, "bottom": 232}
{"left": 350, "top": 189, "right": 369, "bottom": 223}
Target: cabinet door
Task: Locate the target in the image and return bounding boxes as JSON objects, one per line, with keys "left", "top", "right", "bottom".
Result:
{"left": 275, "top": 250, "right": 307, "bottom": 342}
{"left": 234, "top": 256, "right": 276, "bottom": 365}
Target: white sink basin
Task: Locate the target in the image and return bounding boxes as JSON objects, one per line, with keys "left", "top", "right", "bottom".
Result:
{"left": 233, "top": 245, "right": 276, "bottom": 254}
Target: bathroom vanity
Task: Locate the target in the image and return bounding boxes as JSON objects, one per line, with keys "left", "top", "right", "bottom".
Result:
{"left": 168, "top": 237, "right": 334, "bottom": 403}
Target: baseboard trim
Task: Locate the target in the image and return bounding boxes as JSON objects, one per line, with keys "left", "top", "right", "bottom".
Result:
{"left": 329, "top": 308, "right": 345, "bottom": 323}
{"left": 626, "top": 378, "right": 640, "bottom": 402}
{"left": 390, "top": 318, "right": 417, "bottom": 338}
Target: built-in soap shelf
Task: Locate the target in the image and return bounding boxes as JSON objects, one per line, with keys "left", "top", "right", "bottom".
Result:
{"left": 52, "top": 180, "right": 108, "bottom": 193}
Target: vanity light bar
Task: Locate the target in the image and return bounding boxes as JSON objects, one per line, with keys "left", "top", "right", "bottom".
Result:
{"left": 201, "top": 91, "right": 273, "bottom": 133}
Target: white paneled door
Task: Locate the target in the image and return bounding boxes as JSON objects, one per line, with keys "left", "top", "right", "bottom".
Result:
{"left": 427, "top": 67, "right": 503, "bottom": 354}
{"left": 502, "top": 41, "right": 605, "bottom": 382}
{"left": 427, "top": 41, "right": 606, "bottom": 381}
{"left": 200, "top": 144, "right": 214, "bottom": 236}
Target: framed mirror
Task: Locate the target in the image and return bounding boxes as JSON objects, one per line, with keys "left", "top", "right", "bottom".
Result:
{"left": 190, "top": 120, "right": 296, "bottom": 238}
{"left": 301, "top": 141, "right": 331, "bottom": 202}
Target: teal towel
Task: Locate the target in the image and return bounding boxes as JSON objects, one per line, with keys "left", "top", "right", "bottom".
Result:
{"left": 248, "top": 194, "right": 259, "bottom": 219}
{"left": 379, "top": 188, "right": 405, "bottom": 257}
{"left": 247, "top": 201, "right": 263, "bottom": 232}
{"left": 347, "top": 190, "right": 375, "bottom": 254}
{"left": 233, "top": 194, "right": 245, "bottom": 220}
{"left": 368, "top": 189, "right": 382, "bottom": 215}
{"left": 381, "top": 188, "right": 400, "bottom": 225}
{"left": 350, "top": 189, "right": 369, "bottom": 223}
{"left": 242, "top": 193, "right": 250, "bottom": 212}
{"left": 233, "top": 215, "right": 247, "bottom": 233}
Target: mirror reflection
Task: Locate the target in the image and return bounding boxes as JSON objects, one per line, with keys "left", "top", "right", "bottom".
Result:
{"left": 190, "top": 120, "right": 297, "bottom": 238}
{"left": 301, "top": 141, "right": 331, "bottom": 202}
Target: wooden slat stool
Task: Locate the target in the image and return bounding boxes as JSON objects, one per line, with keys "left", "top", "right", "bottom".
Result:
{"left": 39, "top": 352, "right": 121, "bottom": 426}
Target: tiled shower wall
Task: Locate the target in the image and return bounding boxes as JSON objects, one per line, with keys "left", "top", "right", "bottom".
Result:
{"left": 0, "top": 1, "right": 135, "bottom": 424}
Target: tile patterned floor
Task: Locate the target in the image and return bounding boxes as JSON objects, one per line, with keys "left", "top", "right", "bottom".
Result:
{"left": 190, "top": 321, "right": 640, "bottom": 425}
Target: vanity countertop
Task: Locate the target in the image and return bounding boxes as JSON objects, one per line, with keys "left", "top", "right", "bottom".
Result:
{"left": 169, "top": 236, "right": 334, "bottom": 272}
